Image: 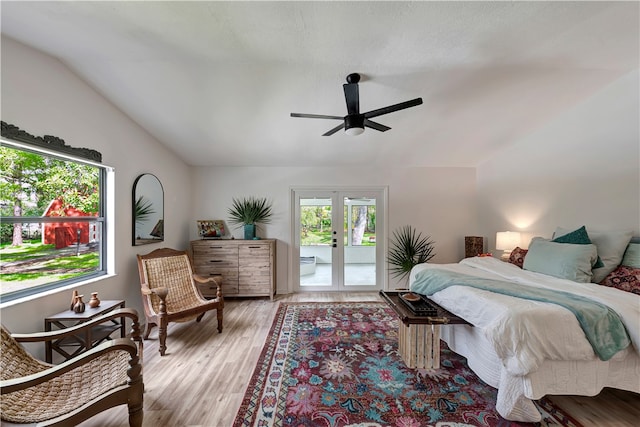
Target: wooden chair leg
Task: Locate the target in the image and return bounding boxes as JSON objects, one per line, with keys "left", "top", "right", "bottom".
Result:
{"left": 129, "top": 406, "right": 144, "bottom": 427}
{"left": 128, "top": 386, "right": 144, "bottom": 427}
{"left": 196, "top": 312, "right": 206, "bottom": 322}
{"left": 157, "top": 297, "right": 168, "bottom": 356}
{"left": 158, "top": 318, "right": 167, "bottom": 356}
{"left": 143, "top": 322, "right": 155, "bottom": 340}
{"left": 217, "top": 308, "right": 223, "bottom": 333}
{"left": 127, "top": 336, "right": 144, "bottom": 427}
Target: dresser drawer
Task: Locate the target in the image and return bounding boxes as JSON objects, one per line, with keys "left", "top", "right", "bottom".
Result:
{"left": 192, "top": 244, "right": 238, "bottom": 264}
{"left": 239, "top": 243, "right": 270, "bottom": 258}
{"left": 198, "top": 281, "right": 238, "bottom": 297}
{"left": 191, "top": 239, "right": 275, "bottom": 300}
{"left": 197, "top": 282, "right": 220, "bottom": 298}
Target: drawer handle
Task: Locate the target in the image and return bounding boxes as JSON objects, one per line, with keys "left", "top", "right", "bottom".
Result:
{"left": 248, "top": 246, "right": 262, "bottom": 249}
{"left": 209, "top": 246, "right": 223, "bottom": 249}
{"left": 209, "top": 260, "right": 222, "bottom": 263}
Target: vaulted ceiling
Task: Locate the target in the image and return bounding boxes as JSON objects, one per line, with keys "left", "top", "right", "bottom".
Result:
{"left": 1, "top": 1, "right": 638, "bottom": 167}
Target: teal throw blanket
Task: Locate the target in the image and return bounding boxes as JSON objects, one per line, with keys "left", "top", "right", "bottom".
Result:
{"left": 412, "top": 269, "right": 630, "bottom": 360}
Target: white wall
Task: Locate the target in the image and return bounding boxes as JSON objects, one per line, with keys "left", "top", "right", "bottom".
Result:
{"left": 1, "top": 37, "right": 193, "bottom": 355}
{"left": 477, "top": 70, "right": 640, "bottom": 250}
{"left": 191, "top": 166, "right": 478, "bottom": 291}
{"left": 0, "top": 37, "right": 478, "bottom": 347}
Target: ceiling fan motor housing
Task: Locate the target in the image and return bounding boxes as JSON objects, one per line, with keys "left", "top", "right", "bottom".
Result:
{"left": 346, "top": 73, "right": 361, "bottom": 84}
{"left": 345, "top": 114, "right": 365, "bottom": 131}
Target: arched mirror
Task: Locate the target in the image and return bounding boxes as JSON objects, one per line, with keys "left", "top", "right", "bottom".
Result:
{"left": 132, "top": 174, "right": 164, "bottom": 245}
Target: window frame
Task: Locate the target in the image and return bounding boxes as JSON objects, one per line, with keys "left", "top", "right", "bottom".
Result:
{"left": 0, "top": 121, "right": 112, "bottom": 304}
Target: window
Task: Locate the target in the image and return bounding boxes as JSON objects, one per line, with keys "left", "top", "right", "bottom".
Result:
{"left": 0, "top": 122, "right": 111, "bottom": 303}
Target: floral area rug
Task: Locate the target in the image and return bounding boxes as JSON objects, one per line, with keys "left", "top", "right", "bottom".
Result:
{"left": 233, "top": 302, "right": 583, "bottom": 427}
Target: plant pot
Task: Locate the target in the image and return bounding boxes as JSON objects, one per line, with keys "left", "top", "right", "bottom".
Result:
{"left": 244, "top": 224, "right": 256, "bottom": 240}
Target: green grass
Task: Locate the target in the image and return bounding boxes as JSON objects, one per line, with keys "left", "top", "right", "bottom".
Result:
{"left": 1, "top": 242, "right": 99, "bottom": 285}
{"left": 0, "top": 241, "right": 56, "bottom": 262}
{"left": 302, "top": 231, "right": 333, "bottom": 245}
{"left": 301, "top": 231, "right": 376, "bottom": 246}
{"left": 0, "top": 271, "right": 81, "bottom": 282}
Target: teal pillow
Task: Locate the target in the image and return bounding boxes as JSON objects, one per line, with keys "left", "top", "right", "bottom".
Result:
{"left": 523, "top": 237, "right": 597, "bottom": 283}
{"left": 553, "top": 226, "right": 604, "bottom": 268}
{"left": 621, "top": 243, "right": 640, "bottom": 268}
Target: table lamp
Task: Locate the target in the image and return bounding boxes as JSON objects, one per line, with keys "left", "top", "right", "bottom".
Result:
{"left": 496, "top": 231, "right": 521, "bottom": 261}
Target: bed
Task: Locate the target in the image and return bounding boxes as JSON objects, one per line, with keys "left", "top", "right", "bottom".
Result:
{"left": 408, "top": 229, "right": 640, "bottom": 422}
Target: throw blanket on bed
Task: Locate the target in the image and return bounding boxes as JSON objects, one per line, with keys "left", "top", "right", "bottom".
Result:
{"left": 413, "top": 269, "right": 631, "bottom": 360}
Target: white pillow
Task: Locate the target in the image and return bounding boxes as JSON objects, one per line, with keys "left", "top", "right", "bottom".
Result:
{"left": 554, "top": 227, "right": 633, "bottom": 283}
{"left": 523, "top": 237, "right": 597, "bottom": 283}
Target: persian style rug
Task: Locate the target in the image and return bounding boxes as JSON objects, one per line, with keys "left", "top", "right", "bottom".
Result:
{"left": 233, "top": 302, "right": 583, "bottom": 427}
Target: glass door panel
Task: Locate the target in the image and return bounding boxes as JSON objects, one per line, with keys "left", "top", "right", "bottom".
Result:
{"left": 343, "top": 196, "right": 377, "bottom": 287}
{"left": 294, "top": 188, "right": 385, "bottom": 292}
{"left": 299, "top": 196, "right": 334, "bottom": 288}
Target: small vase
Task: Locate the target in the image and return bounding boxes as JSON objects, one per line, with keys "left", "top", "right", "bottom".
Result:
{"left": 88, "top": 292, "right": 100, "bottom": 308}
{"left": 244, "top": 224, "right": 256, "bottom": 240}
{"left": 73, "top": 295, "right": 86, "bottom": 313}
{"left": 70, "top": 290, "right": 79, "bottom": 311}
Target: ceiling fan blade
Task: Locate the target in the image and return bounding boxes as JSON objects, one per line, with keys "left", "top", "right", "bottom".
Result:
{"left": 323, "top": 123, "right": 345, "bottom": 136}
{"left": 364, "top": 119, "right": 391, "bottom": 132}
{"left": 291, "top": 113, "right": 344, "bottom": 120}
{"left": 343, "top": 83, "right": 359, "bottom": 115}
{"left": 363, "top": 98, "right": 423, "bottom": 119}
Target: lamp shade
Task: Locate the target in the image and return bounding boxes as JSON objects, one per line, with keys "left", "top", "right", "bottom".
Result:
{"left": 496, "top": 231, "right": 521, "bottom": 251}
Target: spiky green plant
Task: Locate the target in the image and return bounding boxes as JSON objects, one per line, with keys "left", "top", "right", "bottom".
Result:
{"left": 387, "top": 225, "right": 436, "bottom": 282}
{"left": 134, "top": 196, "right": 155, "bottom": 225}
{"left": 227, "top": 197, "right": 273, "bottom": 229}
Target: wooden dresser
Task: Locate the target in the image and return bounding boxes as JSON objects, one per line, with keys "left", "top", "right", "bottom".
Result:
{"left": 190, "top": 239, "right": 276, "bottom": 300}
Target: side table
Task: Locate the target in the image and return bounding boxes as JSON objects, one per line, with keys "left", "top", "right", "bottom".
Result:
{"left": 44, "top": 299, "right": 125, "bottom": 363}
{"left": 380, "top": 291, "right": 470, "bottom": 369}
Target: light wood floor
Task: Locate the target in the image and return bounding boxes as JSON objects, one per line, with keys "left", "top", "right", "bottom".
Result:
{"left": 79, "top": 293, "right": 640, "bottom": 427}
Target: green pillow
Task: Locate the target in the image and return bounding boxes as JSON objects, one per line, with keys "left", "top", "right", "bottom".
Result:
{"left": 523, "top": 237, "right": 597, "bottom": 283}
{"left": 621, "top": 243, "right": 640, "bottom": 268}
{"left": 553, "top": 226, "right": 604, "bottom": 268}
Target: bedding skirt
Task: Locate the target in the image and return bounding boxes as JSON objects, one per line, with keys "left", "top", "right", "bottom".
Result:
{"left": 441, "top": 324, "right": 640, "bottom": 422}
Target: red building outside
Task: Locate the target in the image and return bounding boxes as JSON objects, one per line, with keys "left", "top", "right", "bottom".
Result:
{"left": 42, "top": 198, "right": 97, "bottom": 249}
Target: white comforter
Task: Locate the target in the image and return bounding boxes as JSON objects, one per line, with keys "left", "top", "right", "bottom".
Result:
{"left": 409, "top": 257, "right": 640, "bottom": 421}
{"left": 410, "top": 257, "right": 640, "bottom": 376}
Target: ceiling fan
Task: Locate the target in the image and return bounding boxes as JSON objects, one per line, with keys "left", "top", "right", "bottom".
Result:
{"left": 291, "top": 73, "right": 423, "bottom": 136}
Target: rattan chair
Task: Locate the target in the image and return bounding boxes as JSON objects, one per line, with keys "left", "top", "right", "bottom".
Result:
{"left": 136, "top": 247, "right": 224, "bottom": 356}
{"left": 0, "top": 308, "right": 143, "bottom": 427}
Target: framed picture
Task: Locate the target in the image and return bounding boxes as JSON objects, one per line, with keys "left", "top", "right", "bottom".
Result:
{"left": 197, "top": 220, "right": 225, "bottom": 239}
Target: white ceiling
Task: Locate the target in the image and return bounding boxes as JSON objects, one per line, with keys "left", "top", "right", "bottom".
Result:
{"left": 1, "top": 1, "right": 638, "bottom": 167}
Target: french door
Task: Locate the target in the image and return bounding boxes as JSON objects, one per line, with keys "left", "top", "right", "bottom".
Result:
{"left": 292, "top": 187, "right": 386, "bottom": 292}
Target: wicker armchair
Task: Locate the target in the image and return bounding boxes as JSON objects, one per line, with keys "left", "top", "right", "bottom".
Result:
{"left": 136, "top": 247, "right": 224, "bottom": 356}
{"left": 0, "top": 308, "right": 143, "bottom": 427}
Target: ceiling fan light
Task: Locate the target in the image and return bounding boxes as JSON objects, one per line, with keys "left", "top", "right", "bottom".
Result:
{"left": 344, "top": 114, "right": 365, "bottom": 136}
{"left": 345, "top": 127, "right": 364, "bottom": 136}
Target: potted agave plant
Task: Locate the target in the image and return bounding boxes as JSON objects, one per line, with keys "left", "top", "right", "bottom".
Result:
{"left": 387, "top": 225, "right": 436, "bottom": 284}
{"left": 227, "top": 196, "right": 273, "bottom": 240}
